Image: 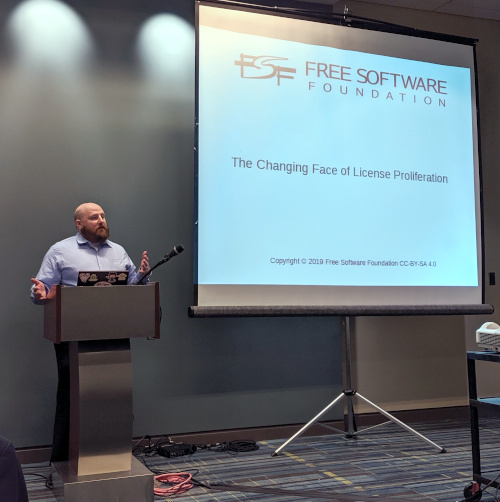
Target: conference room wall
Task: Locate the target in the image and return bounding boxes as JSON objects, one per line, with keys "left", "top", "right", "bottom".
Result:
{"left": 0, "top": 0, "right": 342, "bottom": 448}
{"left": 0, "top": 0, "right": 498, "bottom": 450}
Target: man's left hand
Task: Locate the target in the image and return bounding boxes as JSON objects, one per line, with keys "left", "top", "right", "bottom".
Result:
{"left": 139, "top": 251, "right": 150, "bottom": 275}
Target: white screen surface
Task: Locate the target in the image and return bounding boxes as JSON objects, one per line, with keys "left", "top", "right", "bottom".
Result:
{"left": 195, "top": 3, "right": 483, "bottom": 308}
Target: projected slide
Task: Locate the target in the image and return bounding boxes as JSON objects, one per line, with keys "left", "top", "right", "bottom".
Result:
{"left": 196, "top": 4, "right": 481, "bottom": 306}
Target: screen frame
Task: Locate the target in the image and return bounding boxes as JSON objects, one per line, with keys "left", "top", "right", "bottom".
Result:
{"left": 193, "top": 0, "right": 490, "bottom": 315}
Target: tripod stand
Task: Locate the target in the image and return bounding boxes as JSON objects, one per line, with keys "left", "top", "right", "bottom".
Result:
{"left": 271, "top": 316, "right": 446, "bottom": 456}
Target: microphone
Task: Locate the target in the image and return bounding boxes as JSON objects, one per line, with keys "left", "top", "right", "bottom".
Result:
{"left": 134, "top": 244, "right": 184, "bottom": 284}
{"left": 161, "top": 244, "right": 184, "bottom": 262}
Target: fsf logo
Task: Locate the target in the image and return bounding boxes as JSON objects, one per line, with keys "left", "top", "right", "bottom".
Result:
{"left": 234, "top": 54, "right": 296, "bottom": 86}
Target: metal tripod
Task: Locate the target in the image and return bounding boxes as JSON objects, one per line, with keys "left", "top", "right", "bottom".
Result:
{"left": 271, "top": 316, "right": 446, "bottom": 456}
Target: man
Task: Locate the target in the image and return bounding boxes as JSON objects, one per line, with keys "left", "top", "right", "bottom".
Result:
{"left": 30, "top": 202, "right": 150, "bottom": 462}
{"left": 31, "top": 202, "right": 149, "bottom": 301}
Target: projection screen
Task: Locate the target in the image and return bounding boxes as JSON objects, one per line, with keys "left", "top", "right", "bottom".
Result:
{"left": 194, "top": 1, "right": 486, "bottom": 311}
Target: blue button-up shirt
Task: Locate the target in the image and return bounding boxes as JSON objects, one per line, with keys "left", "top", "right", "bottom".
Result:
{"left": 31, "top": 233, "right": 139, "bottom": 304}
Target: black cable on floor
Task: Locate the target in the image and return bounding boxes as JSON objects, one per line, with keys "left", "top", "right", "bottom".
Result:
{"left": 204, "top": 439, "right": 259, "bottom": 454}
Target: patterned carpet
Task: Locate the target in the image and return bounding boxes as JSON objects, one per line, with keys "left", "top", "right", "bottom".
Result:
{"left": 22, "top": 416, "right": 500, "bottom": 501}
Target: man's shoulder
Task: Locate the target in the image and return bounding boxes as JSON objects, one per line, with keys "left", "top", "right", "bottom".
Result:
{"left": 48, "top": 235, "right": 78, "bottom": 250}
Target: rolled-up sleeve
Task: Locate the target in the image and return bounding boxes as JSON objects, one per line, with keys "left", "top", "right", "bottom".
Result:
{"left": 31, "top": 246, "right": 61, "bottom": 304}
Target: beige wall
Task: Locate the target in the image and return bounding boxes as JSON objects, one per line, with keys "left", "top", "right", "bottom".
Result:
{"left": 331, "top": 1, "right": 500, "bottom": 410}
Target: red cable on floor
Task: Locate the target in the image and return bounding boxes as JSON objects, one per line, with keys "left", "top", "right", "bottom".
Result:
{"left": 153, "top": 472, "right": 194, "bottom": 496}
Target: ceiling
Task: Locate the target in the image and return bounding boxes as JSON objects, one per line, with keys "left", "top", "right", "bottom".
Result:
{"left": 301, "top": 0, "right": 500, "bottom": 21}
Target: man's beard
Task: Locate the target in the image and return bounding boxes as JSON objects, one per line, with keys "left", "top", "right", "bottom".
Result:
{"left": 80, "top": 224, "right": 110, "bottom": 244}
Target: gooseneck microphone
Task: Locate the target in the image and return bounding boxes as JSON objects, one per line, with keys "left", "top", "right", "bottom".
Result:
{"left": 134, "top": 244, "right": 184, "bottom": 284}
{"left": 161, "top": 244, "right": 184, "bottom": 262}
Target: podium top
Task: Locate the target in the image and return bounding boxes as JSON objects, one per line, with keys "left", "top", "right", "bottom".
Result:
{"left": 44, "top": 283, "right": 160, "bottom": 343}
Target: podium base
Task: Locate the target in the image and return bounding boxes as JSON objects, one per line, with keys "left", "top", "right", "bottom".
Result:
{"left": 51, "top": 457, "right": 153, "bottom": 502}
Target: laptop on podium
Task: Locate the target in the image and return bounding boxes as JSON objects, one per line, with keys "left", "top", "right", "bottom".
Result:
{"left": 77, "top": 271, "right": 129, "bottom": 287}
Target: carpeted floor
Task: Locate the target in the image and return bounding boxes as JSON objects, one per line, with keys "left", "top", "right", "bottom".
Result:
{"left": 22, "top": 416, "right": 500, "bottom": 501}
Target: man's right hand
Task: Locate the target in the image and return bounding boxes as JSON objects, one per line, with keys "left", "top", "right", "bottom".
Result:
{"left": 30, "top": 278, "right": 47, "bottom": 301}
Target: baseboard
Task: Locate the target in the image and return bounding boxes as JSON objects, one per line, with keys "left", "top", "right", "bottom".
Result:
{"left": 17, "top": 405, "right": 470, "bottom": 465}
{"left": 159, "top": 405, "right": 470, "bottom": 446}
{"left": 16, "top": 445, "right": 52, "bottom": 465}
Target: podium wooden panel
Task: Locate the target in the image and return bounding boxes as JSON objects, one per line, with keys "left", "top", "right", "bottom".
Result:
{"left": 44, "top": 284, "right": 160, "bottom": 502}
{"left": 44, "top": 283, "right": 160, "bottom": 343}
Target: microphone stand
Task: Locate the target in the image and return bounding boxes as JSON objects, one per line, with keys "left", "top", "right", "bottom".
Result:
{"left": 136, "top": 257, "right": 170, "bottom": 285}
{"left": 134, "top": 245, "right": 184, "bottom": 285}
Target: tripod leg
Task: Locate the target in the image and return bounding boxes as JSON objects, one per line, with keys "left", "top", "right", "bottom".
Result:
{"left": 355, "top": 393, "right": 446, "bottom": 453}
{"left": 271, "top": 392, "right": 345, "bottom": 456}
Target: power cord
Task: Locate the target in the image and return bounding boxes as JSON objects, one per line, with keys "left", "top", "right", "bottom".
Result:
{"left": 23, "top": 471, "right": 53, "bottom": 489}
{"left": 153, "top": 472, "right": 193, "bottom": 497}
{"left": 196, "top": 439, "right": 259, "bottom": 455}
{"left": 134, "top": 436, "right": 259, "bottom": 458}
{"left": 22, "top": 463, "right": 53, "bottom": 490}
{"left": 134, "top": 436, "right": 259, "bottom": 498}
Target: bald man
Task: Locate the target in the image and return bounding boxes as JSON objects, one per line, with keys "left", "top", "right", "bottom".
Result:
{"left": 31, "top": 202, "right": 149, "bottom": 301}
{"left": 30, "top": 202, "right": 150, "bottom": 462}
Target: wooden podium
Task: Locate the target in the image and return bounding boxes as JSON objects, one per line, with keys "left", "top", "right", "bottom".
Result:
{"left": 44, "top": 284, "right": 160, "bottom": 502}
